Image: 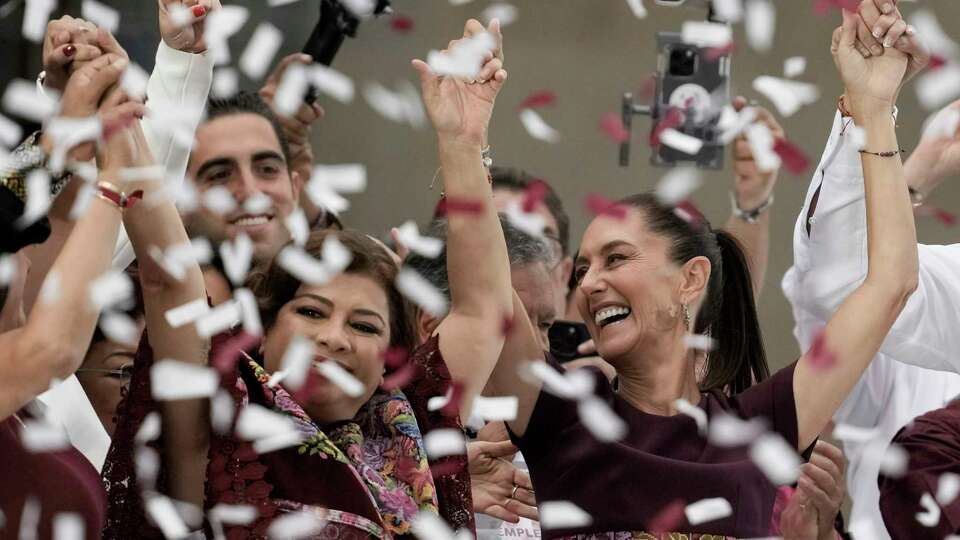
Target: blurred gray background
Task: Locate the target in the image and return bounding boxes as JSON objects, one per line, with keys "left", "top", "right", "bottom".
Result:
{"left": 3, "top": 0, "right": 959, "bottom": 370}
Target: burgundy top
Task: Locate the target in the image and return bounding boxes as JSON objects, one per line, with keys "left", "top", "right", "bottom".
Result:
{"left": 0, "top": 412, "right": 106, "bottom": 540}
{"left": 879, "top": 398, "right": 960, "bottom": 539}
{"left": 510, "top": 359, "right": 804, "bottom": 539}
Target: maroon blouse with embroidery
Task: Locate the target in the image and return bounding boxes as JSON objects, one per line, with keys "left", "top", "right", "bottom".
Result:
{"left": 0, "top": 412, "right": 106, "bottom": 539}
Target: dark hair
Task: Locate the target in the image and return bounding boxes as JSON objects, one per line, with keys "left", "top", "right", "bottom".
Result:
{"left": 247, "top": 229, "right": 416, "bottom": 352}
{"left": 619, "top": 193, "right": 770, "bottom": 394}
{"left": 490, "top": 167, "right": 571, "bottom": 256}
{"left": 405, "top": 214, "right": 554, "bottom": 301}
{"left": 205, "top": 91, "right": 291, "bottom": 165}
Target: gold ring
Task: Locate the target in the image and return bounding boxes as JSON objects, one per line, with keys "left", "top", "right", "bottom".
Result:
{"left": 510, "top": 485, "right": 519, "bottom": 499}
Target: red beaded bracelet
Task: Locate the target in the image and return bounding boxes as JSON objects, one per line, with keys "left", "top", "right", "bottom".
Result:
{"left": 95, "top": 181, "right": 144, "bottom": 210}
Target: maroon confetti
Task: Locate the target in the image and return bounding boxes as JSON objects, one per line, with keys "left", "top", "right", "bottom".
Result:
{"left": 650, "top": 107, "right": 685, "bottom": 147}
{"left": 705, "top": 41, "right": 736, "bottom": 61}
{"left": 599, "top": 112, "right": 630, "bottom": 144}
{"left": 647, "top": 499, "right": 686, "bottom": 533}
{"left": 381, "top": 363, "right": 417, "bottom": 391}
{"left": 440, "top": 382, "right": 465, "bottom": 418}
{"left": 773, "top": 138, "right": 811, "bottom": 174}
{"left": 501, "top": 315, "right": 515, "bottom": 336}
{"left": 517, "top": 90, "right": 557, "bottom": 111}
{"left": 673, "top": 200, "right": 706, "bottom": 230}
{"left": 522, "top": 180, "right": 549, "bottom": 213}
{"left": 212, "top": 332, "right": 261, "bottom": 376}
{"left": 812, "top": 0, "right": 859, "bottom": 16}
{"left": 434, "top": 197, "right": 485, "bottom": 217}
{"left": 389, "top": 15, "right": 414, "bottom": 33}
{"left": 929, "top": 55, "right": 948, "bottom": 71}
{"left": 585, "top": 194, "right": 628, "bottom": 220}
{"left": 916, "top": 205, "right": 958, "bottom": 227}
{"left": 807, "top": 328, "right": 836, "bottom": 370}
{"left": 384, "top": 346, "right": 409, "bottom": 370}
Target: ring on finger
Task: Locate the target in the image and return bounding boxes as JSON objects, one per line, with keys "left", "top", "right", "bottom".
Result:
{"left": 510, "top": 485, "right": 519, "bottom": 499}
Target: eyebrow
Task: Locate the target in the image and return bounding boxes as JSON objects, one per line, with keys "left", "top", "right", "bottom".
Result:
{"left": 293, "top": 293, "right": 387, "bottom": 326}
{"left": 252, "top": 150, "right": 286, "bottom": 165}
{"left": 574, "top": 240, "right": 635, "bottom": 267}
{"left": 195, "top": 151, "right": 287, "bottom": 179}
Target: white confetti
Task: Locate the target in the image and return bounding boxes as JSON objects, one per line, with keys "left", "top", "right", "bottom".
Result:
{"left": 426, "top": 31, "right": 497, "bottom": 80}
{"left": 681, "top": 21, "right": 732, "bottom": 48}
{"left": 120, "top": 61, "right": 150, "bottom": 101}
{"left": 783, "top": 56, "right": 806, "bottom": 79}
{"left": 265, "top": 510, "right": 326, "bottom": 540}
{"left": 909, "top": 10, "right": 959, "bottom": 59}
{"left": 848, "top": 125, "right": 866, "bottom": 151}
{"left": 211, "top": 389, "right": 235, "bottom": 434}
{"left": 578, "top": 396, "right": 626, "bottom": 442}
{"left": 151, "top": 359, "right": 219, "bottom": 400}
{"left": 915, "top": 65, "right": 960, "bottom": 111}
{"left": 624, "top": 0, "right": 647, "bottom": 19}
{"left": 396, "top": 268, "right": 448, "bottom": 317}
{"left": 136, "top": 412, "right": 161, "bottom": 444}
{"left": 39, "top": 271, "right": 61, "bottom": 304}
{"left": 220, "top": 233, "right": 254, "bottom": 286}
{"left": 322, "top": 234, "right": 352, "bottom": 274}
{"left": 137, "top": 447, "right": 160, "bottom": 490}
{"left": 717, "top": 105, "right": 757, "bottom": 145}
{"left": 240, "top": 193, "right": 272, "bottom": 217}
{"left": 745, "top": 0, "right": 775, "bottom": 52}
{"left": 412, "top": 511, "right": 459, "bottom": 540}
{"left": 362, "top": 81, "right": 426, "bottom": 128}
{"left": 315, "top": 360, "right": 365, "bottom": 397}
{"left": 267, "top": 0, "right": 302, "bottom": 5}
{"left": 683, "top": 333, "right": 715, "bottom": 352}
{"left": 311, "top": 164, "right": 367, "bottom": 193}
{"left": 202, "top": 186, "right": 238, "bottom": 216}
{"left": 209, "top": 504, "right": 258, "bottom": 525}
{"left": 235, "top": 403, "right": 298, "bottom": 441}
{"left": 745, "top": 122, "right": 781, "bottom": 172}
{"left": 205, "top": 5, "right": 250, "bottom": 65}
{"left": 167, "top": 3, "right": 193, "bottom": 28}
{"left": 253, "top": 430, "right": 305, "bottom": 454}
{"left": 304, "top": 181, "right": 350, "bottom": 214}
{"left": 708, "top": 413, "right": 767, "bottom": 447}
{"left": 879, "top": 443, "right": 908, "bottom": 478}
{"left": 752, "top": 76, "right": 820, "bottom": 117}
{"left": 832, "top": 423, "right": 879, "bottom": 443}
{"left": 195, "top": 300, "right": 242, "bottom": 337}
{"left": 660, "top": 128, "right": 704, "bottom": 155}
{"left": 471, "top": 396, "right": 519, "bottom": 422}
{"left": 18, "top": 497, "right": 40, "bottom": 540}
{"left": 309, "top": 65, "right": 355, "bottom": 104}
{"left": 285, "top": 208, "right": 310, "bottom": 247}
{"left": 274, "top": 63, "right": 310, "bottom": 117}
{"left": 144, "top": 494, "right": 189, "bottom": 540}
{"left": 89, "top": 270, "right": 134, "bottom": 311}
{"left": 239, "top": 23, "right": 283, "bottom": 81}
{"left": 2, "top": 79, "right": 58, "bottom": 123}
{"left": 916, "top": 492, "right": 940, "bottom": 527}
{"left": 278, "top": 245, "right": 332, "bottom": 285}
{"left": 0, "top": 255, "right": 17, "bottom": 286}
{"left": 920, "top": 105, "right": 960, "bottom": 142}
{"left": 749, "top": 433, "right": 801, "bottom": 485}
{"left": 656, "top": 167, "right": 702, "bottom": 205}
{"left": 45, "top": 116, "right": 102, "bottom": 173}
{"left": 0, "top": 113, "right": 23, "bottom": 149}
{"left": 19, "top": 419, "right": 70, "bottom": 452}
{"left": 539, "top": 500, "right": 592, "bottom": 529}
{"left": 395, "top": 221, "right": 443, "bottom": 259}
{"left": 938, "top": 473, "right": 960, "bottom": 506}
{"left": 81, "top": 0, "right": 119, "bottom": 33}
{"left": 501, "top": 201, "right": 548, "bottom": 241}
{"left": 685, "top": 497, "right": 733, "bottom": 525}
{"left": 99, "top": 311, "right": 140, "bottom": 347}
{"left": 522, "top": 360, "right": 594, "bottom": 400}
{"left": 234, "top": 288, "right": 263, "bottom": 337}
{"left": 212, "top": 67, "right": 239, "bottom": 99}
{"left": 424, "top": 429, "right": 467, "bottom": 459}
{"left": 22, "top": 0, "right": 55, "bottom": 42}
{"left": 52, "top": 512, "right": 84, "bottom": 540}
{"left": 342, "top": 0, "right": 375, "bottom": 17}
{"left": 482, "top": 3, "right": 518, "bottom": 27}
{"left": 279, "top": 335, "right": 315, "bottom": 391}
{"left": 118, "top": 165, "right": 164, "bottom": 183}
{"left": 165, "top": 298, "right": 210, "bottom": 328}
{"left": 711, "top": 0, "right": 742, "bottom": 23}
{"left": 674, "top": 398, "right": 707, "bottom": 436}
{"left": 519, "top": 109, "right": 560, "bottom": 143}
{"left": 17, "top": 169, "right": 51, "bottom": 228}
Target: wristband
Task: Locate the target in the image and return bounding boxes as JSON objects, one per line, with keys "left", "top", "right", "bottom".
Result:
{"left": 730, "top": 190, "right": 774, "bottom": 224}
{"left": 95, "top": 180, "right": 143, "bottom": 210}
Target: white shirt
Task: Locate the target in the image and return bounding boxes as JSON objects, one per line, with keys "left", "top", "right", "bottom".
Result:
{"left": 37, "top": 41, "right": 213, "bottom": 472}
{"left": 782, "top": 112, "right": 960, "bottom": 540}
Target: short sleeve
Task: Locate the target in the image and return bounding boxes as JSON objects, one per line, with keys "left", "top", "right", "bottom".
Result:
{"left": 507, "top": 357, "right": 612, "bottom": 466}
{"left": 728, "top": 362, "right": 804, "bottom": 453}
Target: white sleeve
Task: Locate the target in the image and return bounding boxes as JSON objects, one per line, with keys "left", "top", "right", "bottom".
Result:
{"left": 111, "top": 42, "right": 213, "bottom": 269}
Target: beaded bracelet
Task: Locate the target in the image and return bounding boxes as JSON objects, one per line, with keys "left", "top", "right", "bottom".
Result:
{"left": 858, "top": 148, "right": 904, "bottom": 158}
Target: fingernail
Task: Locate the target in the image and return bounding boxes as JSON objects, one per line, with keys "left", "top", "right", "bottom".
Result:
{"left": 882, "top": 3, "right": 893, "bottom": 14}
{"left": 192, "top": 5, "right": 205, "bottom": 17}
{"left": 63, "top": 44, "right": 76, "bottom": 57}
{"left": 883, "top": 38, "right": 893, "bottom": 48}
{"left": 873, "top": 28, "right": 883, "bottom": 39}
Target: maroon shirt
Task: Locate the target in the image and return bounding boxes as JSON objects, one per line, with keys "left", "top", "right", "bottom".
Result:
{"left": 0, "top": 412, "right": 106, "bottom": 540}
{"left": 879, "top": 398, "right": 960, "bottom": 539}
{"left": 510, "top": 360, "right": 804, "bottom": 539}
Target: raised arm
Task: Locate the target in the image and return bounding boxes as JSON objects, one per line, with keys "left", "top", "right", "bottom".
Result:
{"left": 412, "top": 19, "right": 513, "bottom": 414}
{"left": 722, "top": 98, "right": 782, "bottom": 298}
{"left": 0, "top": 55, "right": 141, "bottom": 419}
{"left": 793, "top": 10, "right": 918, "bottom": 450}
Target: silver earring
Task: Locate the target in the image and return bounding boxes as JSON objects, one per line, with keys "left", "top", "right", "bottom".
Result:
{"left": 681, "top": 304, "right": 691, "bottom": 330}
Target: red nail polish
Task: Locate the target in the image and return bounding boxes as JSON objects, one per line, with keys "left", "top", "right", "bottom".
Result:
{"left": 192, "top": 5, "right": 205, "bottom": 17}
{"left": 63, "top": 44, "right": 76, "bottom": 57}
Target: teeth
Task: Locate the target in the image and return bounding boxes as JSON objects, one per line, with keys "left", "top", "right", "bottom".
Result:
{"left": 232, "top": 215, "right": 270, "bottom": 226}
{"left": 595, "top": 306, "right": 631, "bottom": 326}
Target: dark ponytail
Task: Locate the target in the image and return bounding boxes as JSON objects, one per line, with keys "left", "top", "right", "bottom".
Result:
{"left": 618, "top": 194, "right": 769, "bottom": 395}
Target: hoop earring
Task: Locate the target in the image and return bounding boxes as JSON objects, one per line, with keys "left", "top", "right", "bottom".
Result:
{"left": 681, "top": 304, "right": 691, "bottom": 330}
